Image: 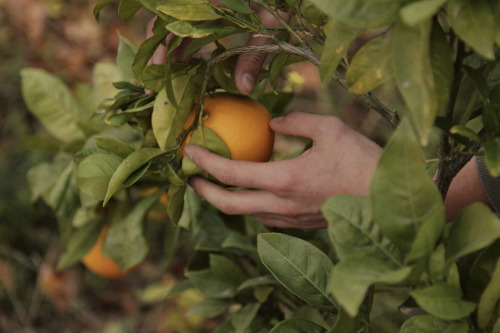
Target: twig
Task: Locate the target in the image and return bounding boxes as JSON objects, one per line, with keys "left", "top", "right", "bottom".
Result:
{"left": 198, "top": 41, "right": 400, "bottom": 128}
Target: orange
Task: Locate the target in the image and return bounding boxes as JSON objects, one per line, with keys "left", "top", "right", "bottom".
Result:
{"left": 81, "top": 225, "right": 130, "bottom": 279}
{"left": 183, "top": 92, "right": 274, "bottom": 162}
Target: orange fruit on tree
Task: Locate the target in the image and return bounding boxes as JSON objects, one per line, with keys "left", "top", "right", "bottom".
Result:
{"left": 183, "top": 92, "right": 274, "bottom": 162}
{"left": 81, "top": 225, "right": 132, "bottom": 279}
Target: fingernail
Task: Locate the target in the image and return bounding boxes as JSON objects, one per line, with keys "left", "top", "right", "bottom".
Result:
{"left": 183, "top": 145, "right": 193, "bottom": 159}
{"left": 270, "top": 116, "right": 284, "bottom": 125}
{"left": 241, "top": 73, "right": 255, "bottom": 95}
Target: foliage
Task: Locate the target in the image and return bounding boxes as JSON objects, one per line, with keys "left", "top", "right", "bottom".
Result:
{"left": 21, "top": 0, "right": 500, "bottom": 332}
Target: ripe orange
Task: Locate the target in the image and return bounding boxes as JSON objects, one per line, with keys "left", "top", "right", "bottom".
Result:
{"left": 81, "top": 226, "right": 129, "bottom": 279}
{"left": 183, "top": 92, "right": 274, "bottom": 162}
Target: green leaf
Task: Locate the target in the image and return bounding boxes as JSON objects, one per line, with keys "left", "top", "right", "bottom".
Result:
{"left": 370, "top": 119, "right": 445, "bottom": 262}
{"left": 447, "top": 0, "right": 495, "bottom": 59}
{"left": 218, "top": 0, "right": 254, "bottom": 14}
{"left": 231, "top": 303, "right": 261, "bottom": 333}
{"left": 118, "top": 0, "right": 142, "bottom": 22}
{"left": 27, "top": 158, "right": 68, "bottom": 202}
{"left": 410, "top": 282, "right": 476, "bottom": 320}
{"left": 187, "top": 299, "right": 232, "bottom": 318}
{"left": 92, "top": 62, "right": 127, "bottom": 104}
{"left": 449, "top": 125, "right": 481, "bottom": 143}
{"left": 151, "top": 73, "right": 195, "bottom": 151}
{"left": 257, "top": 233, "right": 338, "bottom": 312}
{"left": 393, "top": 20, "right": 438, "bottom": 146}
{"left": 104, "top": 193, "right": 161, "bottom": 271}
{"left": 494, "top": 1, "right": 500, "bottom": 46}
{"left": 429, "top": 21, "right": 453, "bottom": 114}
{"left": 103, "top": 148, "right": 164, "bottom": 205}
{"left": 429, "top": 244, "right": 446, "bottom": 283}
{"left": 322, "top": 195, "right": 404, "bottom": 265}
{"left": 182, "top": 126, "right": 231, "bottom": 178}
{"left": 116, "top": 32, "right": 137, "bottom": 79}
{"left": 94, "top": 137, "right": 135, "bottom": 158}
{"left": 330, "top": 308, "right": 366, "bottom": 333}
{"left": 310, "top": 0, "right": 402, "bottom": 29}
{"left": 157, "top": 1, "right": 221, "bottom": 21}
{"left": 21, "top": 68, "right": 87, "bottom": 143}
{"left": 329, "top": 256, "right": 412, "bottom": 317}
{"left": 483, "top": 140, "right": 500, "bottom": 177}
{"left": 132, "top": 31, "right": 169, "bottom": 84}
{"left": 319, "top": 20, "right": 362, "bottom": 85}
{"left": 269, "top": 319, "right": 326, "bottom": 333}
{"left": 400, "top": 314, "right": 469, "bottom": 333}
{"left": 467, "top": 240, "right": 500, "bottom": 302}
{"left": 166, "top": 21, "right": 240, "bottom": 39}
{"left": 94, "top": 0, "right": 113, "bottom": 21}
{"left": 57, "top": 220, "right": 103, "bottom": 270}
{"left": 346, "top": 31, "right": 394, "bottom": 93}
{"left": 166, "top": 165, "right": 186, "bottom": 224}
{"left": 477, "top": 257, "right": 500, "bottom": 328}
{"left": 400, "top": 0, "right": 447, "bottom": 26}
{"left": 185, "top": 254, "right": 245, "bottom": 298}
{"left": 76, "top": 153, "right": 124, "bottom": 201}
{"left": 445, "top": 202, "right": 500, "bottom": 265}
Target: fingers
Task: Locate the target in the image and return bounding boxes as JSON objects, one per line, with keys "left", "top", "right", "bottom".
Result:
{"left": 183, "top": 145, "right": 290, "bottom": 190}
{"left": 188, "top": 177, "right": 326, "bottom": 229}
{"left": 270, "top": 111, "right": 335, "bottom": 141}
{"left": 235, "top": 9, "right": 291, "bottom": 95}
{"left": 188, "top": 176, "right": 286, "bottom": 215}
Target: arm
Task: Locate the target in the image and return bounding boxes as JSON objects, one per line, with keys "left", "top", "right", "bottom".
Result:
{"left": 445, "top": 156, "right": 493, "bottom": 220}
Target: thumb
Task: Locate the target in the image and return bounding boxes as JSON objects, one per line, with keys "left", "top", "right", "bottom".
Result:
{"left": 270, "top": 112, "right": 326, "bottom": 140}
{"left": 234, "top": 9, "right": 291, "bottom": 95}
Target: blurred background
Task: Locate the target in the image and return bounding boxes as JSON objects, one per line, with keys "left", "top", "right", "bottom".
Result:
{"left": 0, "top": 1, "right": 389, "bottom": 332}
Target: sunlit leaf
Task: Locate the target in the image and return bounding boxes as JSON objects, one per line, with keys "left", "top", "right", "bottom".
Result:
{"left": 152, "top": 72, "right": 195, "bottom": 151}
{"left": 104, "top": 148, "right": 164, "bottom": 205}
{"left": 319, "top": 20, "right": 362, "bottom": 85}
{"left": 157, "top": 1, "right": 221, "bottom": 21}
{"left": 410, "top": 283, "right": 476, "bottom": 320}
{"left": 448, "top": 0, "right": 495, "bottom": 59}
{"left": 21, "top": 68, "right": 87, "bottom": 143}
{"left": 445, "top": 202, "right": 500, "bottom": 265}
{"left": 370, "top": 119, "right": 445, "bottom": 262}
{"left": 76, "top": 153, "right": 124, "bottom": 201}
{"left": 393, "top": 19, "right": 438, "bottom": 146}
{"left": 346, "top": 31, "right": 394, "bottom": 93}
{"left": 400, "top": 0, "right": 447, "bottom": 26}
{"left": 477, "top": 257, "right": 500, "bottom": 328}
{"left": 116, "top": 32, "right": 137, "bottom": 79}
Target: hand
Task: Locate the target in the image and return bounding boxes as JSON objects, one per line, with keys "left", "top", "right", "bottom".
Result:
{"left": 183, "top": 112, "right": 383, "bottom": 229}
{"left": 146, "top": 4, "right": 289, "bottom": 96}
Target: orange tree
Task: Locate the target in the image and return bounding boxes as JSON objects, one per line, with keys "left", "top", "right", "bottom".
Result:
{"left": 21, "top": 0, "right": 500, "bottom": 332}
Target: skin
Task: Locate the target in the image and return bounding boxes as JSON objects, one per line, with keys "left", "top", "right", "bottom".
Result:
{"left": 148, "top": 6, "right": 493, "bottom": 229}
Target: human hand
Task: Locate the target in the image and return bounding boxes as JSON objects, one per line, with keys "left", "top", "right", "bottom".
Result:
{"left": 146, "top": 3, "right": 289, "bottom": 95}
{"left": 183, "top": 112, "right": 382, "bottom": 229}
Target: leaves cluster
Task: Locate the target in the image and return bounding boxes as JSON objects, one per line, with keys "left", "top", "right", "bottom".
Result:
{"left": 21, "top": 0, "right": 500, "bottom": 332}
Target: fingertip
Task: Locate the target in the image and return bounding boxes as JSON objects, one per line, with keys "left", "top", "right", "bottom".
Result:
{"left": 238, "top": 73, "right": 256, "bottom": 96}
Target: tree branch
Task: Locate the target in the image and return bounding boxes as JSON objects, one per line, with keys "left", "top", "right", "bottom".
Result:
{"left": 199, "top": 41, "right": 400, "bottom": 128}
